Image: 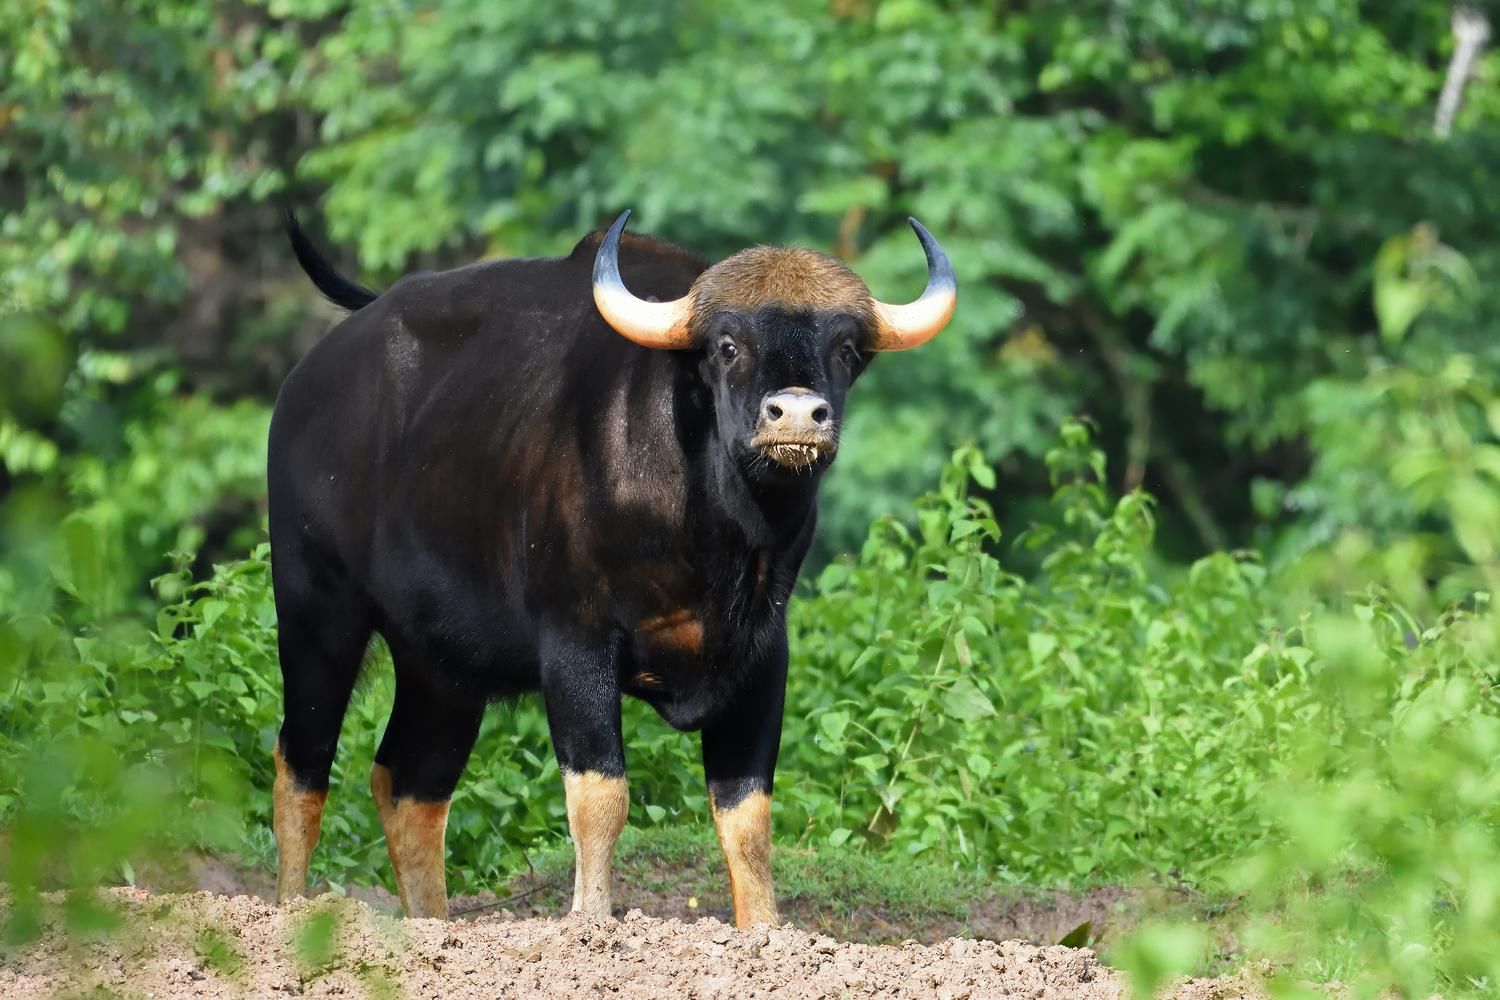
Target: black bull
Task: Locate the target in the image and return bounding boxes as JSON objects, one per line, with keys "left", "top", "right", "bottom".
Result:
{"left": 268, "top": 211, "right": 956, "bottom": 925}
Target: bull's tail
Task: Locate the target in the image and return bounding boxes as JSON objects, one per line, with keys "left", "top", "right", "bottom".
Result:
{"left": 285, "top": 210, "right": 381, "bottom": 311}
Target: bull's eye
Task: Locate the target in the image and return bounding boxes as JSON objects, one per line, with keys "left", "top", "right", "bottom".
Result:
{"left": 719, "top": 340, "right": 739, "bottom": 363}
{"left": 838, "top": 341, "right": 860, "bottom": 366}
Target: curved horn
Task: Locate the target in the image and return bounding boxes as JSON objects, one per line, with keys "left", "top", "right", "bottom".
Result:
{"left": 870, "top": 217, "right": 957, "bottom": 351}
{"left": 592, "top": 210, "right": 695, "bottom": 350}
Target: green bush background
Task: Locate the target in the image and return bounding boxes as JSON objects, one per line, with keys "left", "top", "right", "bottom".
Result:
{"left": 3, "top": 2, "right": 1500, "bottom": 997}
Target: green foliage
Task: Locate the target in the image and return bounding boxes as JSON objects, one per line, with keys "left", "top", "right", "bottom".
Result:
{"left": 1, "top": 1, "right": 294, "bottom": 617}
{"left": 1114, "top": 922, "right": 1209, "bottom": 1000}
{"left": 7, "top": 2, "right": 1499, "bottom": 564}
{"left": 5, "top": 426, "right": 1283, "bottom": 895}
{"left": 0, "top": 0, "right": 298, "bottom": 336}
{"left": 0, "top": 552, "right": 258, "bottom": 939}
{"left": 288, "top": 0, "right": 1500, "bottom": 558}
{"left": 0, "top": 340, "right": 269, "bottom": 623}
{"left": 778, "top": 426, "right": 1286, "bottom": 879}
{"left": 1237, "top": 603, "right": 1500, "bottom": 998}
{"left": 4, "top": 4, "right": 1500, "bottom": 995}
{"left": 1228, "top": 351, "right": 1500, "bottom": 997}
{"left": 194, "top": 925, "right": 245, "bottom": 979}
{"left": 4, "top": 406, "right": 1500, "bottom": 993}
{"left": 290, "top": 906, "right": 341, "bottom": 978}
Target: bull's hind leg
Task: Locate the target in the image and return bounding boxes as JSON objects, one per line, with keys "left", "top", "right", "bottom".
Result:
{"left": 270, "top": 557, "right": 373, "bottom": 904}
{"left": 541, "top": 633, "right": 628, "bottom": 919}
{"left": 372, "top": 667, "right": 485, "bottom": 919}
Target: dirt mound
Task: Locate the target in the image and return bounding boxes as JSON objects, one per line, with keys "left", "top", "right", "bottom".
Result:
{"left": 1, "top": 888, "right": 1266, "bottom": 999}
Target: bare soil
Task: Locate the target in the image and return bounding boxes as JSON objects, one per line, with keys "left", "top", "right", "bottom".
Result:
{"left": 134, "top": 849, "right": 1216, "bottom": 956}
{"left": 0, "top": 887, "right": 1273, "bottom": 999}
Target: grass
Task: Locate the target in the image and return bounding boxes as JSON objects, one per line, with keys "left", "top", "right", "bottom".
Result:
{"left": 192, "top": 925, "right": 244, "bottom": 979}
{"left": 483, "top": 824, "right": 986, "bottom": 924}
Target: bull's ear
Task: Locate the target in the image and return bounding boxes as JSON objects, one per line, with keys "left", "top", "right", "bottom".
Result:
{"left": 592, "top": 211, "right": 696, "bottom": 350}
{"left": 869, "top": 218, "right": 956, "bottom": 351}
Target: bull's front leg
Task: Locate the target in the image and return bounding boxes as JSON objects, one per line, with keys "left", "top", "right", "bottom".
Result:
{"left": 542, "top": 632, "right": 629, "bottom": 919}
{"left": 701, "top": 649, "right": 786, "bottom": 928}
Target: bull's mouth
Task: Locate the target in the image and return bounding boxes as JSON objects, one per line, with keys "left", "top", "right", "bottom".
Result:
{"left": 751, "top": 435, "right": 836, "bottom": 470}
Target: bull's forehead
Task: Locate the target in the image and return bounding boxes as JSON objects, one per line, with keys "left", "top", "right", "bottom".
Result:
{"left": 689, "top": 246, "right": 875, "bottom": 324}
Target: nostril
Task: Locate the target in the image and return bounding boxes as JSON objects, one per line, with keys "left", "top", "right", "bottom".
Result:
{"left": 766, "top": 403, "right": 784, "bottom": 421}
{"left": 811, "top": 404, "right": 830, "bottom": 425}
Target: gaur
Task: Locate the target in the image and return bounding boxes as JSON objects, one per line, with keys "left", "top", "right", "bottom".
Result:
{"left": 268, "top": 209, "right": 956, "bottom": 925}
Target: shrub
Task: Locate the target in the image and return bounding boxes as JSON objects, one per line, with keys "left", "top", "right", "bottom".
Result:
{"left": 2, "top": 422, "right": 1291, "bottom": 895}
{"left": 3, "top": 419, "right": 1498, "bottom": 996}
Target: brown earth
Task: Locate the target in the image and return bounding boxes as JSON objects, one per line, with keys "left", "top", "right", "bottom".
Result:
{"left": 135, "top": 850, "right": 1212, "bottom": 956}
{"left": 0, "top": 888, "right": 1273, "bottom": 1000}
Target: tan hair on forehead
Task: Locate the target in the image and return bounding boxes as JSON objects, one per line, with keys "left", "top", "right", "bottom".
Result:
{"left": 690, "top": 246, "right": 876, "bottom": 322}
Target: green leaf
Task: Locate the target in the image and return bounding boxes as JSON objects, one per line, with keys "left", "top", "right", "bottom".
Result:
{"left": 1057, "top": 920, "right": 1093, "bottom": 948}
{"left": 1028, "top": 633, "right": 1058, "bottom": 664}
{"left": 1374, "top": 281, "right": 1426, "bottom": 345}
{"left": 185, "top": 681, "right": 217, "bottom": 700}
{"left": 951, "top": 520, "right": 984, "bottom": 542}
{"left": 942, "top": 677, "right": 996, "bottom": 722}
{"left": 1146, "top": 620, "right": 1173, "bottom": 649}
{"left": 292, "top": 910, "right": 340, "bottom": 974}
{"left": 1116, "top": 923, "right": 1208, "bottom": 1000}
{"left": 820, "top": 711, "right": 850, "bottom": 743}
